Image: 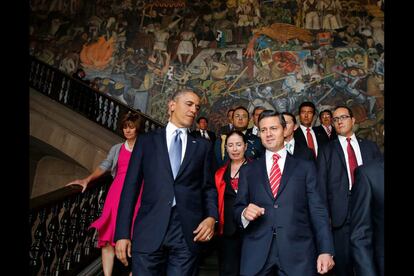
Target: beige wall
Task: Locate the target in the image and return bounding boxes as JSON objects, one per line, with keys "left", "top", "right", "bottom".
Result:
{"left": 30, "top": 89, "right": 122, "bottom": 197}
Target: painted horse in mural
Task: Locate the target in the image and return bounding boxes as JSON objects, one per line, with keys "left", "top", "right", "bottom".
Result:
{"left": 245, "top": 23, "right": 313, "bottom": 57}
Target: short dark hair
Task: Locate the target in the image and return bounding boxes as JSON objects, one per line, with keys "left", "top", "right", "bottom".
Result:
{"left": 319, "top": 109, "right": 333, "bottom": 120}
{"left": 252, "top": 105, "right": 266, "bottom": 115}
{"left": 282, "top": 111, "right": 297, "bottom": 125}
{"left": 225, "top": 130, "right": 247, "bottom": 145}
{"left": 258, "top": 110, "right": 286, "bottom": 128}
{"left": 233, "top": 106, "right": 249, "bottom": 118}
{"left": 333, "top": 105, "right": 354, "bottom": 118}
{"left": 299, "top": 101, "right": 316, "bottom": 114}
{"left": 121, "top": 112, "right": 141, "bottom": 130}
{"left": 197, "top": 116, "right": 208, "bottom": 124}
{"left": 170, "top": 88, "right": 199, "bottom": 101}
{"left": 227, "top": 108, "right": 235, "bottom": 116}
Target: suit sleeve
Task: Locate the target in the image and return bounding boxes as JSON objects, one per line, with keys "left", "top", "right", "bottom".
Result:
{"left": 202, "top": 141, "right": 218, "bottom": 220}
{"left": 114, "top": 135, "right": 145, "bottom": 241}
{"left": 306, "top": 161, "right": 335, "bottom": 255}
{"left": 349, "top": 166, "right": 377, "bottom": 276}
{"left": 316, "top": 145, "right": 330, "bottom": 209}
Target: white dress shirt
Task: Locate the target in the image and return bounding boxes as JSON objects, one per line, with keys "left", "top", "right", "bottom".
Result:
{"left": 200, "top": 129, "right": 210, "bottom": 139}
{"left": 337, "top": 134, "right": 363, "bottom": 189}
{"left": 284, "top": 139, "right": 295, "bottom": 155}
{"left": 252, "top": 125, "right": 259, "bottom": 136}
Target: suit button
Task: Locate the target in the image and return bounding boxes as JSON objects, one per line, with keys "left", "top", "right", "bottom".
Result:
{"left": 168, "top": 201, "right": 172, "bottom": 205}
{"left": 273, "top": 204, "right": 279, "bottom": 208}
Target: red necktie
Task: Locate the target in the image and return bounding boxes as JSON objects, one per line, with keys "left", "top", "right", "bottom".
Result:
{"left": 306, "top": 128, "right": 316, "bottom": 157}
{"left": 269, "top": 153, "right": 282, "bottom": 198}
{"left": 325, "top": 126, "right": 331, "bottom": 138}
{"left": 346, "top": 137, "right": 358, "bottom": 185}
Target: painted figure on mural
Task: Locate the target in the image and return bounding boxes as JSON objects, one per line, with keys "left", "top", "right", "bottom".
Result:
{"left": 176, "top": 22, "right": 197, "bottom": 68}
{"left": 319, "top": 0, "right": 343, "bottom": 30}
{"left": 303, "top": 0, "right": 320, "bottom": 30}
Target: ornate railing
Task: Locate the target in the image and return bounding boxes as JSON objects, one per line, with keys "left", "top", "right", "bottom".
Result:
{"left": 29, "top": 175, "right": 112, "bottom": 276}
{"left": 29, "top": 57, "right": 165, "bottom": 275}
{"left": 29, "top": 56, "right": 165, "bottom": 136}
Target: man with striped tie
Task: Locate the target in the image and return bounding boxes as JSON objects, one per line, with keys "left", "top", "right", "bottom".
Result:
{"left": 314, "top": 109, "right": 338, "bottom": 146}
{"left": 234, "top": 110, "right": 335, "bottom": 276}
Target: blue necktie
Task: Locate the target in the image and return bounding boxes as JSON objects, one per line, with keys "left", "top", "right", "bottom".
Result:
{"left": 169, "top": 129, "right": 182, "bottom": 179}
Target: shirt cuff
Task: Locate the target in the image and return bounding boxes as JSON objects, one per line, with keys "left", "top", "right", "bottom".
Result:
{"left": 241, "top": 208, "right": 250, "bottom": 228}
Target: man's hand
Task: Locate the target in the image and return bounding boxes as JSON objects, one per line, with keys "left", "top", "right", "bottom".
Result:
{"left": 193, "top": 217, "right": 215, "bottom": 242}
{"left": 243, "top": 203, "right": 265, "bottom": 221}
{"left": 115, "top": 239, "right": 132, "bottom": 266}
{"left": 317, "top": 253, "right": 335, "bottom": 274}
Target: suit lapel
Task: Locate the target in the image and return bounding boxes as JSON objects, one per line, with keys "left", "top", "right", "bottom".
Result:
{"left": 156, "top": 128, "right": 174, "bottom": 178}
{"left": 358, "top": 138, "right": 369, "bottom": 162}
{"left": 333, "top": 139, "right": 347, "bottom": 170}
{"left": 258, "top": 157, "right": 275, "bottom": 200}
{"left": 176, "top": 131, "right": 197, "bottom": 179}
{"left": 275, "top": 154, "right": 297, "bottom": 200}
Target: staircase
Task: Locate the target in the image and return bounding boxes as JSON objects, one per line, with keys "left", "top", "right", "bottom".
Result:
{"left": 29, "top": 56, "right": 220, "bottom": 275}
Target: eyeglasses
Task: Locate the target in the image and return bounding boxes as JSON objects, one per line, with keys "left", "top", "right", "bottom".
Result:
{"left": 332, "top": 115, "right": 351, "bottom": 123}
{"left": 234, "top": 114, "right": 248, "bottom": 119}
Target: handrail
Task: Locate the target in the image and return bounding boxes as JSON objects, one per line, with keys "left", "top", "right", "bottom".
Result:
{"left": 29, "top": 56, "right": 165, "bottom": 137}
{"left": 29, "top": 174, "right": 113, "bottom": 276}
{"left": 28, "top": 56, "right": 165, "bottom": 275}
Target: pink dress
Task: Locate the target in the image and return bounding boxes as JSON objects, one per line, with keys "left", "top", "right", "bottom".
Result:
{"left": 90, "top": 144, "right": 142, "bottom": 247}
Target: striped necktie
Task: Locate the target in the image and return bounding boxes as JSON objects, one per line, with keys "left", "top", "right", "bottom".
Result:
{"left": 269, "top": 153, "right": 282, "bottom": 198}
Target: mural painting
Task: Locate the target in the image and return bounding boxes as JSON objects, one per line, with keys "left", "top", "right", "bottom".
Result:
{"left": 29, "top": 0, "right": 384, "bottom": 150}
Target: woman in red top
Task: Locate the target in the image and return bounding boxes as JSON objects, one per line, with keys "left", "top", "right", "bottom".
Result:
{"left": 215, "top": 130, "right": 249, "bottom": 276}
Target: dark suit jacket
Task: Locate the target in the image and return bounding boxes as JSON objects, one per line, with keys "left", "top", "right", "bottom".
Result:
{"left": 234, "top": 154, "right": 334, "bottom": 275}
{"left": 292, "top": 139, "right": 315, "bottom": 162}
{"left": 219, "top": 124, "right": 233, "bottom": 136}
{"left": 314, "top": 125, "right": 337, "bottom": 147}
{"left": 114, "top": 128, "right": 218, "bottom": 253}
{"left": 317, "top": 138, "right": 382, "bottom": 228}
{"left": 294, "top": 126, "right": 325, "bottom": 157}
{"left": 192, "top": 129, "right": 216, "bottom": 145}
{"left": 350, "top": 160, "right": 384, "bottom": 276}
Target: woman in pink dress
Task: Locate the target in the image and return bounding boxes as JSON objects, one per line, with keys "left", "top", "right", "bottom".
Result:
{"left": 66, "top": 112, "right": 142, "bottom": 276}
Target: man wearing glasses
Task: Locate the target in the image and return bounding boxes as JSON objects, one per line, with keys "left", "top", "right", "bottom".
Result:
{"left": 316, "top": 105, "right": 382, "bottom": 276}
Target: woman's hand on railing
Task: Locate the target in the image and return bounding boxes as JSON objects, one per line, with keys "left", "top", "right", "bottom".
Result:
{"left": 65, "top": 179, "right": 89, "bottom": 193}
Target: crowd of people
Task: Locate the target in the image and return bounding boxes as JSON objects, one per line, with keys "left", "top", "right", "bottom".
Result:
{"left": 67, "top": 88, "right": 383, "bottom": 276}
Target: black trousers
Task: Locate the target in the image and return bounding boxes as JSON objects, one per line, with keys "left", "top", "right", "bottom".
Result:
{"left": 218, "top": 231, "right": 242, "bottom": 276}
{"left": 132, "top": 208, "right": 199, "bottom": 276}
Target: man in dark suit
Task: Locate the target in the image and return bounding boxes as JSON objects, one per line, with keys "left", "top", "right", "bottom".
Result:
{"left": 282, "top": 112, "right": 314, "bottom": 162}
{"left": 192, "top": 116, "right": 216, "bottom": 144}
{"left": 246, "top": 106, "right": 266, "bottom": 137}
{"left": 350, "top": 159, "right": 384, "bottom": 276}
{"left": 214, "top": 106, "right": 264, "bottom": 167}
{"left": 219, "top": 108, "right": 234, "bottom": 135}
{"left": 314, "top": 109, "right": 337, "bottom": 145}
{"left": 317, "top": 105, "right": 382, "bottom": 276}
{"left": 114, "top": 89, "right": 218, "bottom": 275}
{"left": 294, "top": 101, "right": 326, "bottom": 158}
{"left": 234, "top": 110, "right": 335, "bottom": 276}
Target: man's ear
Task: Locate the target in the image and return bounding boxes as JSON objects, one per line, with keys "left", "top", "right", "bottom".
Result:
{"left": 168, "top": 100, "right": 176, "bottom": 112}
